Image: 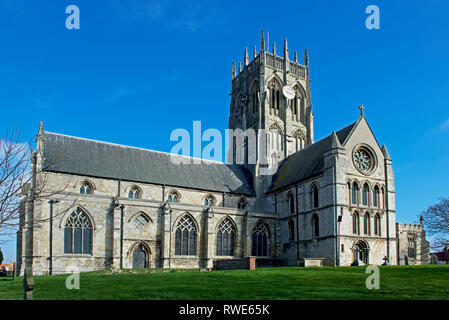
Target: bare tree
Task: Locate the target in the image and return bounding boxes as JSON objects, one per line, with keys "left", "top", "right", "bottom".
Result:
{"left": 422, "top": 197, "right": 449, "bottom": 250}
{"left": 0, "top": 127, "right": 76, "bottom": 245}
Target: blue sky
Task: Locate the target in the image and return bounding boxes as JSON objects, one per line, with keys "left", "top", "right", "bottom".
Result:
{"left": 1, "top": 0, "right": 448, "bottom": 262}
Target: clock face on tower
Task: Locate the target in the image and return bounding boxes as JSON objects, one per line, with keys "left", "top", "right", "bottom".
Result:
{"left": 352, "top": 145, "right": 377, "bottom": 175}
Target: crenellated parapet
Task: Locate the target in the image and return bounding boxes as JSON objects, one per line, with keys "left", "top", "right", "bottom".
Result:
{"left": 232, "top": 30, "right": 308, "bottom": 85}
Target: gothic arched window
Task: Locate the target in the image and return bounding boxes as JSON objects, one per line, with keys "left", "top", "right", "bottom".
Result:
{"left": 353, "top": 212, "right": 360, "bottom": 235}
{"left": 250, "top": 82, "right": 259, "bottom": 114}
{"left": 64, "top": 208, "right": 93, "bottom": 254}
{"left": 80, "top": 182, "right": 93, "bottom": 195}
{"left": 381, "top": 187, "right": 385, "bottom": 209}
{"left": 347, "top": 182, "right": 352, "bottom": 204}
{"left": 276, "top": 90, "right": 280, "bottom": 113}
{"left": 311, "top": 185, "right": 319, "bottom": 208}
{"left": 293, "top": 96, "right": 298, "bottom": 120}
{"left": 175, "top": 215, "right": 196, "bottom": 256}
{"left": 352, "top": 182, "right": 359, "bottom": 205}
{"left": 362, "top": 183, "right": 370, "bottom": 206}
{"left": 268, "top": 80, "right": 281, "bottom": 115}
{"left": 312, "top": 214, "right": 319, "bottom": 237}
{"left": 237, "top": 198, "right": 247, "bottom": 210}
{"left": 293, "top": 130, "right": 305, "bottom": 152}
{"left": 288, "top": 193, "right": 295, "bottom": 214}
{"left": 132, "top": 213, "right": 150, "bottom": 231}
{"left": 203, "top": 194, "right": 215, "bottom": 207}
{"left": 364, "top": 213, "right": 370, "bottom": 235}
{"left": 270, "top": 124, "right": 283, "bottom": 152}
{"left": 167, "top": 191, "right": 180, "bottom": 203}
{"left": 373, "top": 186, "right": 380, "bottom": 208}
{"left": 288, "top": 219, "right": 295, "bottom": 241}
{"left": 216, "top": 218, "right": 236, "bottom": 256}
{"left": 252, "top": 221, "right": 269, "bottom": 256}
{"left": 128, "top": 187, "right": 141, "bottom": 199}
{"left": 374, "top": 214, "right": 381, "bottom": 236}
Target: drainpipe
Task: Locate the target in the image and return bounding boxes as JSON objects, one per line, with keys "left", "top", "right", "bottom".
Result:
{"left": 118, "top": 179, "right": 121, "bottom": 197}
{"left": 48, "top": 199, "right": 58, "bottom": 275}
{"left": 120, "top": 205, "right": 124, "bottom": 269}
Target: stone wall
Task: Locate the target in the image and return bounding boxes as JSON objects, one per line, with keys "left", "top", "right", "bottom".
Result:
{"left": 397, "top": 222, "right": 429, "bottom": 265}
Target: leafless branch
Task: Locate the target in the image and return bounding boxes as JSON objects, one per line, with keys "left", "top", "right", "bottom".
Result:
{"left": 0, "top": 127, "right": 77, "bottom": 243}
{"left": 422, "top": 197, "right": 449, "bottom": 250}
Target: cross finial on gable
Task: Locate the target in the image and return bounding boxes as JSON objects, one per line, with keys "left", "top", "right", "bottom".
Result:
{"left": 359, "top": 105, "right": 365, "bottom": 116}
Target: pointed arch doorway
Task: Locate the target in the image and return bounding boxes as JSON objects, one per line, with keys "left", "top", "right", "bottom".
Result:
{"left": 131, "top": 243, "right": 150, "bottom": 269}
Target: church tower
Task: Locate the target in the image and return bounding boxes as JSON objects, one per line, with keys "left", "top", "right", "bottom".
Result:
{"left": 227, "top": 31, "right": 314, "bottom": 209}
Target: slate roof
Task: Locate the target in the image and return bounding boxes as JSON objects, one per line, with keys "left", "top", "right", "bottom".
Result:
{"left": 42, "top": 132, "right": 256, "bottom": 196}
{"left": 267, "top": 122, "right": 357, "bottom": 193}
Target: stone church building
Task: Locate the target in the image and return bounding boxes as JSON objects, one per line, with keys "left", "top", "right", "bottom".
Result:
{"left": 17, "top": 32, "right": 429, "bottom": 275}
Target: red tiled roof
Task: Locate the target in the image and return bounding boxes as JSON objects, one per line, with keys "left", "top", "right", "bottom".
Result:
{"left": 431, "top": 251, "right": 449, "bottom": 261}
{"left": 0, "top": 261, "right": 14, "bottom": 271}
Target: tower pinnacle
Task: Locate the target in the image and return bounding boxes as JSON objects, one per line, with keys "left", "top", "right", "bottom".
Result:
{"left": 283, "top": 38, "right": 289, "bottom": 60}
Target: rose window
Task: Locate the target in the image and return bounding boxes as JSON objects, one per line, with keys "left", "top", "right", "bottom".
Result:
{"left": 353, "top": 147, "right": 376, "bottom": 174}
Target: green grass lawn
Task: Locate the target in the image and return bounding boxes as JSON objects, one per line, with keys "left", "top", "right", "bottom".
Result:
{"left": 1, "top": 265, "right": 448, "bottom": 300}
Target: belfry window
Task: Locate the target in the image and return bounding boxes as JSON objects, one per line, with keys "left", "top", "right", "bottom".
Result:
{"left": 293, "top": 130, "right": 305, "bottom": 152}
{"left": 276, "top": 90, "right": 280, "bottom": 113}
{"left": 292, "top": 96, "right": 298, "bottom": 121}
{"left": 64, "top": 208, "right": 92, "bottom": 255}
{"left": 175, "top": 215, "right": 196, "bottom": 256}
